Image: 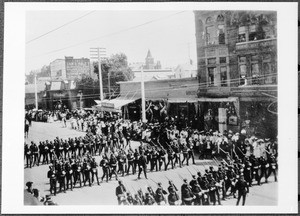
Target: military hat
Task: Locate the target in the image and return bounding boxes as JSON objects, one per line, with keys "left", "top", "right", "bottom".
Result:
{"left": 158, "top": 182, "right": 162, "bottom": 186}
{"left": 45, "top": 194, "right": 51, "bottom": 200}
{"left": 197, "top": 172, "right": 201, "bottom": 176}
{"left": 183, "top": 178, "right": 188, "bottom": 183}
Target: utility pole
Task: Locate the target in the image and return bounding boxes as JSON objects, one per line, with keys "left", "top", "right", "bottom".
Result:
{"left": 34, "top": 70, "right": 38, "bottom": 110}
{"left": 141, "top": 66, "right": 146, "bottom": 123}
{"left": 108, "top": 71, "right": 111, "bottom": 99}
{"left": 90, "top": 47, "right": 106, "bottom": 101}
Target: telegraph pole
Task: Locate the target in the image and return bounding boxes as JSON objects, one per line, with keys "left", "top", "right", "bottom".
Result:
{"left": 141, "top": 66, "right": 146, "bottom": 123}
{"left": 90, "top": 47, "right": 106, "bottom": 101}
{"left": 34, "top": 70, "right": 38, "bottom": 110}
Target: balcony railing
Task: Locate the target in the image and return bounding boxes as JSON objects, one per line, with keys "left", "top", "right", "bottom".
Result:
{"left": 236, "top": 38, "right": 276, "bottom": 50}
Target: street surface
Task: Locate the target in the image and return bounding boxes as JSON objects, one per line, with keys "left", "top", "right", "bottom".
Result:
{"left": 24, "top": 121, "right": 278, "bottom": 206}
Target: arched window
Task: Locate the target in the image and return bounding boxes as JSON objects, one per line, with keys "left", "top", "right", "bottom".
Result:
{"left": 217, "top": 14, "right": 224, "bottom": 22}
{"left": 206, "top": 17, "right": 213, "bottom": 24}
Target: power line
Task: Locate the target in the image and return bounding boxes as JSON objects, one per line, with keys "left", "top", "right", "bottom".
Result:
{"left": 28, "top": 11, "right": 187, "bottom": 58}
{"left": 26, "top": 11, "right": 96, "bottom": 44}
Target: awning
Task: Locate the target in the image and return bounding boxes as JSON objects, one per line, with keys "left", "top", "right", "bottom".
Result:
{"left": 93, "top": 97, "right": 139, "bottom": 113}
{"left": 167, "top": 98, "right": 198, "bottom": 103}
{"left": 197, "top": 97, "right": 238, "bottom": 102}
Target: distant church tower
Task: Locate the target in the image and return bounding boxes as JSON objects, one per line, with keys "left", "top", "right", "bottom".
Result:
{"left": 144, "top": 49, "right": 155, "bottom": 69}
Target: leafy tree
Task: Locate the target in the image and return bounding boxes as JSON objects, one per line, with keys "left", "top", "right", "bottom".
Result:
{"left": 93, "top": 53, "right": 134, "bottom": 98}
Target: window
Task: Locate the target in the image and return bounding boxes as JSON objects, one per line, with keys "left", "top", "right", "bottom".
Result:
{"left": 208, "top": 67, "right": 216, "bottom": 86}
{"left": 206, "top": 17, "right": 213, "bottom": 24}
{"left": 208, "top": 58, "right": 216, "bottom": 65}
{"left": 239, "top": 56, "right": 247, "bottom": 85}
{"left": 251, "top": 63, "right": 260, "bottom": 85}
{"left": 217, "top": 14, "right": 224, "bottom": 22}
{"left": 206, "top": 26, "right": 217, "bottom": 45}
{"left": 239, "top": 56, "right": 247, "bottom": 64}
{"left": 220, "top": 57, "right": 227, "bottom": 64}
{"left": 220, "top": 66, "right": 227, "bottom": 86}
{"left": 249, "top": 25, "right": 258, "bottom": 41}
{"left": 218, "top": 25, "right": 225, "bottom": 44}
{"left": 238, "top": 26, "right": 246, "bottom": 42}
{"left": 263, "top": 54, "right": 274, "bottom": 84}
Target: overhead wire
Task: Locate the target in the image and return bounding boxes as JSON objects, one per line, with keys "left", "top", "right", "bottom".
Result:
{"left": 28, "top": 11, "right": 187, "bottom": 58}
{"left": 26, "top": 11, "right": 96, "bottom": 44}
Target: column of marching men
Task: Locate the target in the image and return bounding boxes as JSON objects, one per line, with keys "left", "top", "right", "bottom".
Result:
{"left": 24, "top": 110, "right": 278, "bottom": 205}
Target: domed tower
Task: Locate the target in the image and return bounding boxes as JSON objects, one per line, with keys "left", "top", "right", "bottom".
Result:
{"left": 145, "top": 49, "right": 155, "bottom": 69}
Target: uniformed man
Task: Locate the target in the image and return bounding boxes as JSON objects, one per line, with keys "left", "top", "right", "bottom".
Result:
{"left": 138, "top": 152, "right": 148, "bottom": 179}
{"left": 181, "top": 144, "right": 189, "bottom": 166}
{"left": 126, "top": 149, "right": 134, "bottom": 175}
{"left": 144, "top": 192, "right": 155, "bottom": 205}
{"left": 133, "top": 149, "right": 140, "bottom": 175}
{"left": 166, "top": 146, "right": 174, "bottom": 170}
{"left": 267, "top": 154, "right": 277, "bottom": 182}
{"left": 65, "top": 161, "right": 73, "bottom": 191}
{"left": 167, "top": 180, "right": 180, "bottom": 205}
{"left": 90, "top": 157, "right": 100, "bottom": 185}
{"left": 187, "top": 140, "right": 196, "bottom": 165}
{"left": 48, "top": 167, "right": 57, "bottom": 196}
{"left": 109, "top": 154, "right": 118, "bottom": 181}
{"left": 73, "top": 160, "right": 82, "bottom": 188}
{"left": 100, "top": 155, "right": 110, "bottom": 182}
{"left": 181, "top": 179, "right": 195, "bottom": 205}
{"left": 235, "top": 174, "right": 249, "bottom": 206}
{"left": 155, "top": 182, "right": 167, "bottom": 205}
{"left": 57, "top": 164, "right": 66, "bottom": 193}
{"left": 115, "top": 180, "right": 127, "bottom": 205}
{"left": 24, "top": 143, "right": 32, "bottom": 168}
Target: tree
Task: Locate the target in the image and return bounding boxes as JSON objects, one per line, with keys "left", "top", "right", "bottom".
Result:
{"left": 93, "top": 53, "right": 134, "bottom": 98}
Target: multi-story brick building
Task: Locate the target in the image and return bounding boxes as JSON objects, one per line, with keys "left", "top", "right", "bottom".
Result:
{"left": 194, "top": 10, "right": 277, "bottom": 138}
{"left": 50, "top": 56, "right": 91, "bottom": 80}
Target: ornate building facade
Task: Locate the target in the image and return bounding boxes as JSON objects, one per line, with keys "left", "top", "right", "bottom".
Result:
{"left": 194, "top": 11, "right": 277, "bottom": 138}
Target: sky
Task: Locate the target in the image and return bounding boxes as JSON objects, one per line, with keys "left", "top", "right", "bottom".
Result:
{"left": 26, "top": 10, "right": 197, "bottom": 74}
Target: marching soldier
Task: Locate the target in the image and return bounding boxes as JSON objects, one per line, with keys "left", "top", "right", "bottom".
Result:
{"left": 24, "top": 143, "right": 32, "bottom": 168}
{"left": 150, "top": 148, "right": 159, "bottom": 172}
{"left": 158, "top": 147, "right": 167, "bottom": 171}
{"left": 138, "top": 151, "right": 148, "bottom": 179}
{"left": 191, "top": 180, "right": 203, "bottom": 205}
{"left": 155, "top": 182, "right": 167, "bottom": 205}
{"left": 235, "top": 174, "right": 249, "bottom": 206}
{"left": 31, "top": 142, "right": 39, "bottom": 167}
{"left": 181, "top": 144, "right": 189, "bottom": 166}
{"left": 259, "top": 156, "right": 269, "bottom": 183}
{"left": 109, "top": 154, "right": 118, "bottom": 181}
{"left": 167, "top": 181, "right": 179, "bottom": 205}
{"left": 57, "top": 164, "right": 66, "bottom": 193}
{"left": 133, "top": 149, "right": 140, "bottom": 175}
{"left": 48, "top": 166, "right": 57, "bottom": 196}
{"left": 181, "top": 179, "right": 195, "bottom": 205}
{"left": 90, "top": 157, "right": 100, "bottom": 185}
{"left": 126, "top": 149, "right": 134, "bottom": 175}
{"left": 166, "top": 146, "right": 174, "bottom": 170}
{"left": 65, "top": 161, "right": 73, "bottom": 191}
{"left": 187, "top": 140, "right": 196, "bottom": 165}
{"left": 73, "top": 160, "right": 82, "bottom": 188}
{"left": 144, "top": 192, "right": 155, "bottom": 205}
{"left": 115, "top": 180, "right": 127, "bottom": 205}
{"left": 100, "top": 155, "right": 110, "bottom": 182}
{"left": 267, "top": 154, "right": 277, "bottom": 182}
